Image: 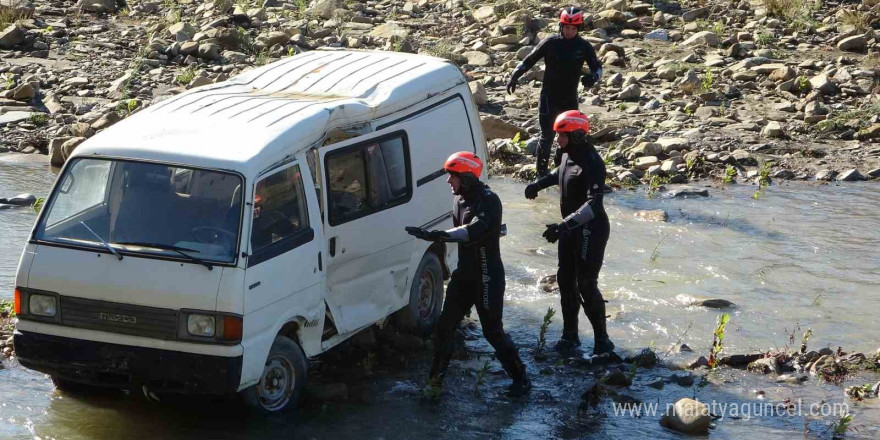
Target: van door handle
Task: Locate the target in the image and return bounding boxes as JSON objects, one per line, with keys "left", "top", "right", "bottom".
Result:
{"left": 329, "top": 237, "right": 336, "bottom": 257}
{"left": 318, "top": 252, "right": 322, "bottom": 271}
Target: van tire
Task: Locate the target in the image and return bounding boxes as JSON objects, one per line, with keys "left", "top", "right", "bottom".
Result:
{"left": 241, "top": 336, "right": 307, "bottom": 413}
{"left": 397, "top": 252, "right": 444, "bottom": 336}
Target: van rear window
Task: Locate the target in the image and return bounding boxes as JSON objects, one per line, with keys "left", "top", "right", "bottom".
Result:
{"left": 325, "top": 133, "right": 411, "bottom": 226}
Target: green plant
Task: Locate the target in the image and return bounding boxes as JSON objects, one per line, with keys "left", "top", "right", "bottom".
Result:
{"left": 800, "top": 328, "right": 812, "bottom": 354}
{"left": 535, "top": 307, "right": 556, "bottom": 356}
{"left": 0, "top": 298, "right": 15, "bottom": 318}
{"left": 685, "top": 155, "right": 703, "bottom": 179}
{"left": 236, "top": 27, "right": 257, "bottom": 55}
{"left": 28, "top": 113, "right": 49, "bottom": 126}
{"left": 832, "top": 413, "right": 854, "bottom": 437}
{"left": 627, "top": 362, "right": 638, "bottom": 381}
{"left": 616, "top": 103, "right": 627, "bottom": 111}
{"left": 3, "top": 75, "right": 14, "bottom": 90}
{"left": 815, "top": 103, "right": 880, "bottom": 133}
{"left": 116, "top": 99, "right": 140, "bottom": 116}
{"left": 752, "top": 161, "right": 772, "bottom": 199}
{"left": 701, "top": 69, "right": 714, "bottom": 92}
{"left": 287, "top": 46, "right": 296, "bottom": 57}
{"left": 176, "top": 65, "right": 198, "bottom": 84}
{"left": 422, "top": 376, "right": 443, "bottom": 400}
{"left": 649, "top": 233, "right": 665, "bottom": 262}
{"left": 707, "top": 313, "right": 731, "bottom": 369}
{"left": 32, "top": 197, "right": 45, "bottom": 213}
{"left": 811, "top": 294, "right": 823, "bottom": 307}
{"left": 254, "top": 49, "right": 270, "bottom": 66}
{"left": 755, "top": 31, "right": 773, "bottom": 48}
{"left": 797, "top": 75, "right": 809, "bottom": 92}
{"left": 722, "top": 165, "right": 736, "bottom": 185}
{"left": 684, "top": 106, "right": 694, "bottom": 115}
{"left": 474, "top": 359, "right": 490, "bottom": 395}
{"left": 646, "top": 175, "right": 668, "bottom": 198}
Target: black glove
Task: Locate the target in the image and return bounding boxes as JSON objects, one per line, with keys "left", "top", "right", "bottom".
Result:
{"left": 524, "top": 183, "right": 539, "bottom": 199}
{"left": 406, "top": 227, "right": 449, "bottom": 242}
{"left": 581, "top": 73, "right": 599, "bottom": 89}
{"left": 406, "top": 226, "right": 429, "bottom": 240}
{"left": 506, "top": 77, "right": 517, "bottom": 94}
{"left": 542, "top": 223, "right": 561, "bottom": 244}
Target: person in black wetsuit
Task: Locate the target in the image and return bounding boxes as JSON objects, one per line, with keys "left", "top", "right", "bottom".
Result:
{"left": 406, "top": 152, "right": 531, "bottom": 396}
{"left": 524, "top": 110, "right": 615, "bottom": 356}
{"left": 506, "top": 6, "right": 603, "bottom": 177}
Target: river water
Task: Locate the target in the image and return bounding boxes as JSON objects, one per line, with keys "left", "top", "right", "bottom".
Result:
{"left": 1, "top": 155, "right": 879, "bottom": 439}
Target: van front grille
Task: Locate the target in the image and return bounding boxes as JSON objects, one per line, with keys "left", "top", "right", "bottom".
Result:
{"left": 60, "top": 296, "right": 179, "bottom": 340}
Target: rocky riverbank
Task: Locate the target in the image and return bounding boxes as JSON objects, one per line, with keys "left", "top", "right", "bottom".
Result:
{"left": 0, "top": 0, "right": 877, "bottom": 187}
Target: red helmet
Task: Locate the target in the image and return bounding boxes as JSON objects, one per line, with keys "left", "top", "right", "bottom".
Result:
{"left": 553, "top": 110, "right": 590, "bottom": 133}
{"left": 559, "top": 7, "right": 584, "bottom": 26}
{"left": 444, "top": 151, "right": 483, "bottom": 178}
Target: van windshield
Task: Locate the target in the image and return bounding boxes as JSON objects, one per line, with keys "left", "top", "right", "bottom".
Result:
{"left": 34, "top": 158, "right": 243, "bottom": 264}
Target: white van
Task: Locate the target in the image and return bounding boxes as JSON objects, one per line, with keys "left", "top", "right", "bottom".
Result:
{"left": 12, "top": 49, "right": 488, "bottom": 412}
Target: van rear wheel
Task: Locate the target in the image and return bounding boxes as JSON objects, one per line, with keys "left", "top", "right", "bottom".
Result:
{"left": 397, "top": 252, "right": 444, "bottom": 336}
{"left": 241, "top": 336, "right": 307, "bottom": 413}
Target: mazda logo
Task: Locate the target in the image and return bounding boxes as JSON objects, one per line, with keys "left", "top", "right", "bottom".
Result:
{"left": 99, "top": 312, "right": 137, "bottom": 324}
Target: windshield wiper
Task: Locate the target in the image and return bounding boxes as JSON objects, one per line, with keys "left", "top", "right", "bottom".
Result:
{"left": 114, "top": 241, "right": 214, "bottom": 270}
{"left": 79, "top": 221, "right": 123, "bottom": 261}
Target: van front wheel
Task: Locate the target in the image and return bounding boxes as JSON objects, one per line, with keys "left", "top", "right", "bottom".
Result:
{"left": 241, "top": 336, "right": 307, "bottom": 413}
{"left": 397, "top": 252, "right": 444, "bottom": 336}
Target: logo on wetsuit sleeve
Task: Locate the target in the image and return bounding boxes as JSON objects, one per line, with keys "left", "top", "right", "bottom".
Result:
{"left": 480, "top": 246, "right": 490, "bottom": 309}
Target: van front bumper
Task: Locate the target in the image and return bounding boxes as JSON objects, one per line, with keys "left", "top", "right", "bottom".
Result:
{"left": 14, "top": 330, "right": 242, "bottom": 395}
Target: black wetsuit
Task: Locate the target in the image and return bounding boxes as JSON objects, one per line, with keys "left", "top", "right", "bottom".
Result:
{"left": 429, "top": 181, "right": 526, "bottom": 383}
{"left": 512, "top": 34, "right": 602, "bottom": 175}
{"left": 533, "top": 140, "right": 611, "bottom": 342}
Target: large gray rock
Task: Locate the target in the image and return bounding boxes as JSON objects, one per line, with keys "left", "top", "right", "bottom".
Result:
{"left": 837, "top": 169, "right": 863, "bottom": 182}
{"left": 464, "top": 51, "right": 492, "bottom": 67}
{"left": 0, "top": 111, "right": 35, "bottom": 127}
{"left": 661, "top": 398, "right": 711, "bottom": 434}
{"left": 11, "top": 82, "right": 35, "bottom": 100}
{"left": 369, "top": 23, "right": 409, "bottom": 40}
{"left": 0, "top": 193, "right": 36, "bottom": 206}
{"left": 472, "top": 5, "right": 496, "bottom": 23}
{"left": 49, "top": 137, "right": 70, "bottom": 166}
{"left": 307, "top": 0, "right": 343, "bottom": 19}
{"left": 682, "top": 31, "right": 719, "bottom": 47}
{"left": 809, "top": 74, "right": 835, "bottom": 95}
{"left": 836, "top": 35, "right": 866, "bottom": 53}
{"left": 666, "top": 186, "right": 709, "bottom": 198}
{"left": 634, "top": 156, "right": 660, "bottom": 170}
{"left": 167, "top": 22, "right": 196, "bottom": 41}
{"left": 616, "top": 83, "right": 641, "bottom": 101}
{"left": 748, "top": 357, "right": 781, "bottom": 374}
{"left": 61, "top": 137, "right": 87, "bottom": 161}
{"left": 0, "top": 25, "right": 25, "bottom": 49}
{"left": 681, "top": 7, "right": 710, "bottom": 22}
{"left": 657, "top": 137, "right": 688, "bottom": 152}
{"left": 197, "top": 43, "right": 221, "bottom": 60}
{"left": 480, "top": 116, "right": 524, "bottom": 141}
{"left": 77, "top": 0, "right": 116, "bottom": 13}
{"left": 761, "top": 121, "right": 785, "bottom": 138}
{"left": 469, "top": 81, "right": 487, "bottom": 106}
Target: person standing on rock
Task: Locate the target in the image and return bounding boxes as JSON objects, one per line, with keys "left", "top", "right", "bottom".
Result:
{"left": 506, "top": 6, "right": 603, "bottom": 177}
{"left": 524, "top": 110, "right": 614, "bottom": 356}
{"left": 406, "top": 152, "right": 531, "bottom": 396}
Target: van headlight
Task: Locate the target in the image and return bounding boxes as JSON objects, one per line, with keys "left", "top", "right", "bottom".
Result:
{"left": 178, "top": 310, "right": 242, "bottom": 344}
{"left": 187, "top": 314, "right": 216, "bottom": 337}
{"left": 28, "top": 293, "right": 57, "bottom": 317}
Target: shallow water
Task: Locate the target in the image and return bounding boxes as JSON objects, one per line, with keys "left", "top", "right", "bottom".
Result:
{"left": 1, "top": 157, "right": 879, "bottom": 439}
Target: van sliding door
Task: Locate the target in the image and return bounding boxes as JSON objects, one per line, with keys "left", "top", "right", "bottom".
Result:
{"left": 319, "top": 130, "right": 416, "bottom": 334}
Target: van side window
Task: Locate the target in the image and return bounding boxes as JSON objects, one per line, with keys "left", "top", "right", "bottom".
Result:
{"left": 251, "top": 165, "right": 310, "bottom": 254}
{"left": 325, "top": 133, "right": 411, "bottom": 226}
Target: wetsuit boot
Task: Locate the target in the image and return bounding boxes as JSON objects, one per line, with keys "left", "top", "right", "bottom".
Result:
{"left": 553, "top": 331, "right": 582, "bottom": 353}
{"left": 585, "top": 282, "right": 614, "bottom": 355}
{"left": 499, "top": 354, "right": 532, "bottom": 396}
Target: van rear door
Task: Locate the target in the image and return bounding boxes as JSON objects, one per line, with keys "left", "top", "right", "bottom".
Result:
{"left": 319, "top": 130, "right": 414, "bottom": 334}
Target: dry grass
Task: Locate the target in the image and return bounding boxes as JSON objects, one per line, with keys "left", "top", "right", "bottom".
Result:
{"left": 0, "top": 8, "right": 30, "bottom": 29}
{"left": 838, "top": 9, "right": 873, "bottom": 32}
{"left": 762, "top": 0, "right": 820, "bottom": 28}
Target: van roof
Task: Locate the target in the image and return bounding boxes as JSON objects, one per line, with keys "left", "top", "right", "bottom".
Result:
{"left": 74, "top": 49, "right": 467, "bottom": 176}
